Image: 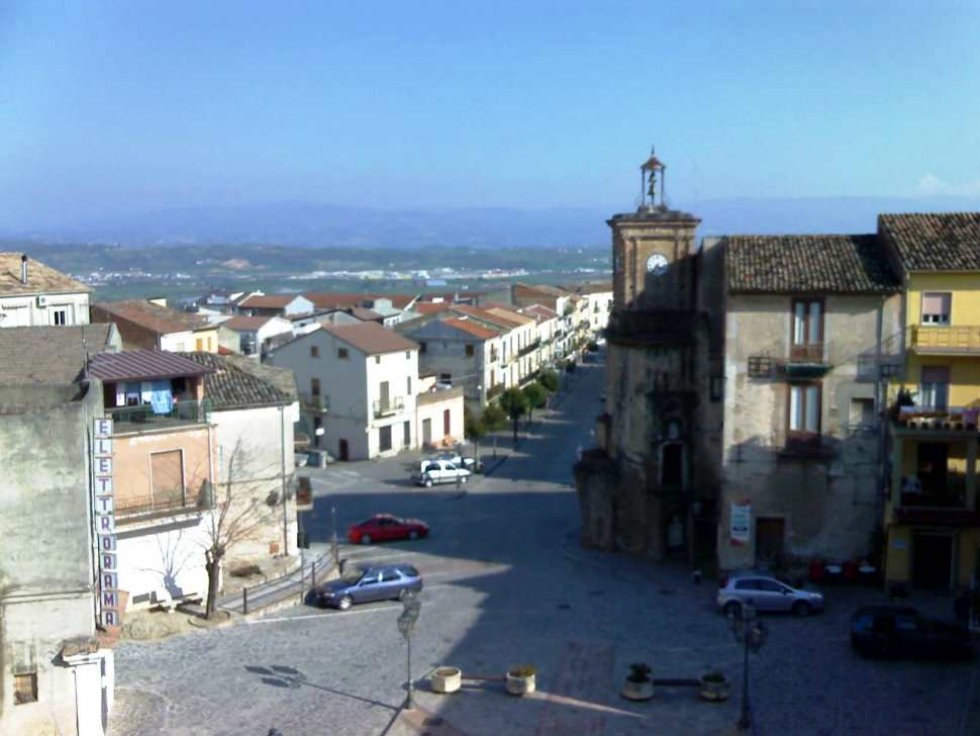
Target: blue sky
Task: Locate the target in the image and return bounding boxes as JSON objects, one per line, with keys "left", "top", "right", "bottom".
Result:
{"left": 2, "top": 1, "right": 979, "bottom": 227}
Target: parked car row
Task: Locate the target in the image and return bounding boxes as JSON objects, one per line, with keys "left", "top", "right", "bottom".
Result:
{"left": 717, "top": 570, "right": 976, "bottom": 661}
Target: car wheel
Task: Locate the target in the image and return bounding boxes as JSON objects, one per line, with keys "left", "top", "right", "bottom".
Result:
{"left": 408, "top": 530, "right": 419, "bottom": 541}
{"left": 424, "top": 477, "right": 434, "bottom": 488}
{"left": 360, "top": 534, "right": 372, "bottom": 545}
{"left": 398, "top": 588, "right": 411, "bottom": 601}
{"left": 792, "top": 601, "right": 811, "bottom": 617}
{"left": 337, "top": 595, "right": 353, "bottom": 611}
{"left": 723, "top": 601, "right": 742, "bottom": 618}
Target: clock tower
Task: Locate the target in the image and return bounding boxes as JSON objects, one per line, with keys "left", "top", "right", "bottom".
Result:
{"left": 576, "top": 149, "right": 723, "bottom": 569}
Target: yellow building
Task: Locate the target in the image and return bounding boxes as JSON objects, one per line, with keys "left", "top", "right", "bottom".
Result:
{"left": 881, "top": 213, "right": 980, "bottom": 591}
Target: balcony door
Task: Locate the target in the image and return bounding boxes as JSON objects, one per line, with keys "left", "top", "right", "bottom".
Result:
{"left": 379, "top": 381, "right": 390, "bottom": 411}
{"left": 916, "top": 443, "right": 949, "bottom": 497}
{"left": 791, "top": 299, "right": 824, "bottom": 361}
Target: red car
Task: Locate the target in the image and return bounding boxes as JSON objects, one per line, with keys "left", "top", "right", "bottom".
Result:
{"left": 347, "top": 514, "right": 429, "bottom": 545}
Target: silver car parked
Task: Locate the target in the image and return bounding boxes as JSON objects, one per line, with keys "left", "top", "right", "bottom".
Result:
{"left": 717, "top": 572, "right": 824, "bottom": 617}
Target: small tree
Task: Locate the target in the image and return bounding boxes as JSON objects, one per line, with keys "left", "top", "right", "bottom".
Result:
{"left": 203, "top": 442, "right": 282, "bottom": 619}
{"left": 498, "top": 387, "right": 529, "bottom": 446}
{"left": 464, "top": 405, "right": 487, "bottom": 467}
{"left": 522, "top": 381, "right": 548, "bottom": 423}
{"left": 538, "top": 368, "right": 559, "bottom": 393}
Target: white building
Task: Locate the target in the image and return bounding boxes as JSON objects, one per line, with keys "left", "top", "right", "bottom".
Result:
{"left": 0, "top": 253, "right": 91, "bottom": 328}
{"left": 268, "top": 322, "right": 424, "bottom": 460}
{"left": 217, "top": 315, "right": 295, "bottom": 356}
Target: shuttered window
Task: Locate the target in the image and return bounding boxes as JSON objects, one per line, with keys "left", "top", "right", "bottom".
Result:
{"left": 921, "top": 293, "right": 951, "bottom": 324}
{"left": 151, "top": 450, "right": 185, "bottom": 508}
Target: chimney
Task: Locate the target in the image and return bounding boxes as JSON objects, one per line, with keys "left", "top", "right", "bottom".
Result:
{"left": 20, "top": 254, "right": 28, "bottom": 284}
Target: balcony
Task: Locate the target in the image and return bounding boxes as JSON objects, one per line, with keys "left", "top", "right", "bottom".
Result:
{"left": 108, "top": 399, "right": 212, "bottom": 430}
{"left": 778, "top": 431, "right": 835, "bottom": 460}
{"left": 892, "top": 474, "right": 980, "bottom": 526}
{"left": 115, "top": 487, "right": 207, "bottom": 522}
{"left": 518, "top": 339, "right": 541, "bottom": 358}
{"left": 373, "top": 395, "right": 405, "bottom": 417}
{"left": 784, "top": 342, "right": 831, "bottom": 378}
{"left": 909, "top": 325, "right": 980, "bottom": 355}
{"left": 892, "top": 406, "right": 979, "bottom": 435}
{"left": 304, "top": 394, "right": 330, "bottom": 413}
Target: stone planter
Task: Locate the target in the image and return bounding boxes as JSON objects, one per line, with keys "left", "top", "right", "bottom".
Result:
{"left": 698, "top": 673, "right": 730, "bottom": 702}
{"left": 621, "top": 679, "right": 654, "bottom": 701}
{"left": 431, "top": 667, "right": 462, "bottom": 694}
{"left": 505, "top": 668, "right": 537, "bottom": 696}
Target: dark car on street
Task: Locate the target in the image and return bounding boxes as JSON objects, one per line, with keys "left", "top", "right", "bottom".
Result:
{"left": 850, "top": 605, "right": 975, "bottom": 660}
{"left": 311, "top": 564, "right": 422, "bottom": 610}
{"left": 347, "top": 514, "right": 429, "bottom": 544}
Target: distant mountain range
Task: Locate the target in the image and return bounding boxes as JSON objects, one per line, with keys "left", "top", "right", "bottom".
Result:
{"left": 5, "top": 196, "right": 980, "bottom": 249}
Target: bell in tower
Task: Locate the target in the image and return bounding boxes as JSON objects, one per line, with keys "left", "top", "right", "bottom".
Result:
{"left": 640, "top": 148, "right": 666, "bottom": 212}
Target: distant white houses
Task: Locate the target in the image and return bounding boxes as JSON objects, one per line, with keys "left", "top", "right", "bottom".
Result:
{"left": 267, "top": 321, "right": 464, "bottom": 460}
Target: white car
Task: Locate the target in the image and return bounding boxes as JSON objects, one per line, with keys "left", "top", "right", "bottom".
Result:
{"left": 414, "top": 459, "right": 471, "bottom": 487}
{"left": 428, "top": 452, "right": 476, "bottom": 470}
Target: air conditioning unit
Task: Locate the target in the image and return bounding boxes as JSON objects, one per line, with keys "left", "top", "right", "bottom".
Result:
{"left": 36, "top": 295, "right": 48, "bottom": 308}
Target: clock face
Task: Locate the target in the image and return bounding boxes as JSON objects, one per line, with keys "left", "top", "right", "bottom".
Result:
{"left": 646, "top": 253, "right": 669, "bottom": 276}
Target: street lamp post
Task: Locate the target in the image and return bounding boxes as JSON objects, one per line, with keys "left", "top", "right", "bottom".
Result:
{"left": 396, "top": 592, "right": 422, "bottom": 710}
{"left": 728, "top": 602, "right": 767, "bottom": 731}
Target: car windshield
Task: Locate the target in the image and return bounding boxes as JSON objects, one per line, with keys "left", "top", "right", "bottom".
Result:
{"left": 341, "top": 566, "right": 366, "bottom": 583}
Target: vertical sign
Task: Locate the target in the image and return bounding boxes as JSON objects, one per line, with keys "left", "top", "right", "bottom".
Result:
{"left": 93, "top": 418, "right": 120, "bottom": 627}
{"left": 730, "top": 500, "right": 752, "bottom": 547}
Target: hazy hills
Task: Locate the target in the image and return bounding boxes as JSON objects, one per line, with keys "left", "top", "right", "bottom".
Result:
{"left": 6, "top": 196, "right": 980, "bottom": 248}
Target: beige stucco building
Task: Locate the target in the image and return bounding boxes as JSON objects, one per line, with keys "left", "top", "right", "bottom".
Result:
{"left": 0, "top": 253, "right": 91, "bottom": 328}
{"left": 719, "top": 235, "right": 902, "bottom": 571}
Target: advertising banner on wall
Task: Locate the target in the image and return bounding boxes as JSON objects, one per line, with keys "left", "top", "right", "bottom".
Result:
{"left": 730, "top": 500, "right": 751, "bottom": 547}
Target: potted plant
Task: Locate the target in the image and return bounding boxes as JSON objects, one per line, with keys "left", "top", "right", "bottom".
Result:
{"left": 698, "top": 670, "right": 730, "bottom": 702}
{"left": 431, "top": 666, "right": 462, "bottom": 694}
{"left": 505, "top": 664, "right": 537, "bottom": 696}
{"left": 621, "top": 662, "right": 654, "bottom": 701}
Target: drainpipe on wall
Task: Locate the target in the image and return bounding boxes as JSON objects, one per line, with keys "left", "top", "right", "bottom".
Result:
{"left": 874, "top": 296, "right": 886, "bottom": 515}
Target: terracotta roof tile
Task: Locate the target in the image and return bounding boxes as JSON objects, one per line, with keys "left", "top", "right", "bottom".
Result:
{"left": 442, "top": 318, "right": 499, "bottom": 340}
{"left": 179, "top": 352, "right": 292, "bottom": 408}
{"left": 238, "top": 294, "right": 301, "bottom": 309}
{"left": 0, "top": 253, "right": 91, "bottom": 296}
{"left": 221, "top": 316, "right": 272, "bottom": 331}
{"left": 878, "top": 212, "right": 980, "bottom": 272}
{"left": 92, "top": 300, "right": 209, "bottom": 334}
{"left": 450, "top": 304, "right": 522, "bottom": 329}
{"left": 726, "top": 234, "right": 900, "bottom": 294}
{"left": 324, "top": 322, "right": 419, "bottom": 355}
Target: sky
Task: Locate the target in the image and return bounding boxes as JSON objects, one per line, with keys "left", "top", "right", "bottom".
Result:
{"left": 2, "top": 1, "right": 980, "bottom": 228}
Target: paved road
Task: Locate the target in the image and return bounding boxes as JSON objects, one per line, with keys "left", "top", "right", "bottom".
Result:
{"left": 109, "top": 353, "right": 980, "bottom": 736}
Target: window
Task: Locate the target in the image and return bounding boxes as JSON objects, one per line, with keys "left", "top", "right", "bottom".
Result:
{"left": 195, "top": 337, "right": 204, "bottom": 351}
{"left": 379, "top": 425, "right": 392, "bottom": 452}
{"left": 791, "top": 299, "right": 824, "bottom": 360}
{"left": 920, "top": 366, "right": 950, "bottom": 411}
{"left": 788, "top": 383, "right": 821, "bottom": 436}
{"left": 443, "top": 409, "right": 451, "bottom": 435}
{"left": 403, "top": 420, "right": 411, "bottom": 446}
{"left": 405, "top": 351, "right": 411, "bottom": 359}
{"left": 466, "top": 344, "right": 475, "bottom": 357}
{"left": 439, "top": 373, "right": 452, "bottom": 384}
{"left": 311, "top": 377, "right": 321, "bottom": 397}
{"left": 51, "top": 308, "right": 69, "bottom": 326}
{"left": 921, "top": 293, "right": 951, "bottom": 325}
{"left": 406, "top": 376, "right": 412, "bottom": 395}
{"left": 311, "top": 345, "right": 320, "bottom": 358}
{"left": 375, "top": 356, "right": 381, "bottom": 364}
{"left": 849, "top": 398, "right": 875, "bottom": 430}
{"left": 14, "top": 672, "right": 37, "bottom": 704}
{"left": 419, "top": 342, "right": 427, "bottom": 354}
{"left": 338, "top": 348, "right": 348, "bottom": 359}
